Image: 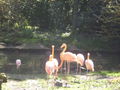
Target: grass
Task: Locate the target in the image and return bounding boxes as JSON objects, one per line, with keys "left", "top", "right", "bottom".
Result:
{"left": 92, "top": 70, "right": 120, "bottom": 77}
{"left": 1, "top": 71, "right": 120, "bottom": 90}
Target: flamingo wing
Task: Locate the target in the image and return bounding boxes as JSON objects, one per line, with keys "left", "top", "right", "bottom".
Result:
{"left": 61, "top": 52, "right": 77, "bottom": 62}
{"left": 85, "top": 59, "right": 94, "bottom": 71}
{"left": 77, "top": 54, "right": 85, "bottom": 66}
{"left": 45, "top": 61, "right": 55, "bottom": 75}
{"left": 52, "top": 58, "right": 58, "bottom": 67}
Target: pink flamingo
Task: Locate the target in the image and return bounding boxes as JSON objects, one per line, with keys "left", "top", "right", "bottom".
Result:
{"left": 45, "top": 55, "right": 55, "bottom": 75}
{"left": 85, "top": 53, "right": 94, "bottom": 72}
{"left": 58, "top": 43, "right": 77, "bottom": 74}
{"left": 76, "top": 53, "right": 85, "bottom": 73}
{"left": 16, "top": 59, "right": 21, "bottom": 69}
{"left": 45, "top": 45, "right": 58, "bottom": 77}
{"left": 51, "top": 45, "right": 58, "bottom": 76}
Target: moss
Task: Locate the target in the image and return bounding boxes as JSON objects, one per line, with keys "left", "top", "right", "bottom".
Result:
{"left": 0, "top": 73, "right": 7, "bottom": 83}
{"left": 0, "top": 73, "right": 7, "bottom": 90}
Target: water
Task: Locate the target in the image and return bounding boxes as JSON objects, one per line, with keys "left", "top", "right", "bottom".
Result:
{"left": 0, "top": 49, "right": 50, "bottom": 74}
{"left": 0, "top": 49, "right": 120, "bottom": 74}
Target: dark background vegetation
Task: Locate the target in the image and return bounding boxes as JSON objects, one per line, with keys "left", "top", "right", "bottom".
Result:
{"left": 0, "top": 0, "right": 120, "bottom": 51}
{"left": 0, "top": 0, "right": 120, "bottom": 73}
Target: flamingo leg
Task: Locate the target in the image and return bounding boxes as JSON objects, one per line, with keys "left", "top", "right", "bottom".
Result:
{"left": 79, "top": 66, "right": 82, "bottom": 74}
{"left": 60, "top": 67, "right": 62, "bottom": 73}
{"left": 64, "top": 61, "right": 65, "bottom": 74}
{"left": 54, "top": 67, "right": 58, "bottom": 79}
{"left": 64, "top": 61, "right": 67, "bottom": 74}
{"left": 67, "top": 61, "right": 70, "bottom": 74}
{"left": 69, "top": 62, "right": 71, "bottom": 74}
{"left": 76, "top": 63, "right": 79, "bottom": 74}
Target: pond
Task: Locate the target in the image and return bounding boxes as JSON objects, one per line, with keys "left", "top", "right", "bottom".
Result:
{"left": 0, "top": 49, "right": 120, "bottom": 74}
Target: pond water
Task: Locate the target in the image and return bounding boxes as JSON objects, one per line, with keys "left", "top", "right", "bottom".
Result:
{"left": 0, "top": 49, "right": 120, "bottom": 74}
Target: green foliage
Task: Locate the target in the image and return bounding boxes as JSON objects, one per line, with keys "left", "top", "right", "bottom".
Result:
{"left": 92, "top": 71, "right": 120, "bottom": 77}
{"left": 99, "top": 0, "right": 120, "bottom": 38}
{"left": 0, "top": 0, "right": 119, "bottom": 51}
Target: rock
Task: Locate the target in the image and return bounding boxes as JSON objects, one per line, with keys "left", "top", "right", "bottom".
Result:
{"left": 0, "top": 73, "right": 7, "bottom": 90}
{"left": 0, "top": 73, "right": 7, "bottom": 83}
{"left": 54, "top": 79, "right": 72, "bottom": 88}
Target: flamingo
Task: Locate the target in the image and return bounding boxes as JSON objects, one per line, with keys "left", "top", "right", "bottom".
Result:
{"left": 45, "top": 45, "right": 58, "bottom": 77}
{"left": 76, "top": 53, "right": 85, "bottom": 73}
{"left": 16, "top": 59, "right": 21, "bottom": 69}
{"left": 51, "top": 45, "right": 59, "bottom": 76}
{"left": 85, "top": 53, "right": 94, "bottom": 72}
{"left": 58, "top": 43, "right": 77, "bottom": 74}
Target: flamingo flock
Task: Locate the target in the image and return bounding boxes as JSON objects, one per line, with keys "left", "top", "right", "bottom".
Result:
{"left": 14, "top": 43, "right": 94, "bottom": 84}
{"left": 14, "top": 43, "right": 94, "bottom": 76}
{"left": 45, "top": 43, "right": 95, "bottom": 77}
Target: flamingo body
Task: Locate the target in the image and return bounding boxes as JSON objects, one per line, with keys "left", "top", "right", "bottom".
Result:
{"left": 85, "top": 59, "right": 94, "bottom": 71}
{"left": 77, "top": 53, "right": 85, "bottom": 66}
{"left": 52, "top": 58, "right": 58, "bottom": 67}
{"left": 59, "top": 43, "right": 77, "bottom": 74}
{"left": 45, "top": 60, "right": 55, "bottom": 75}
{"left": 85, "top": 53, "right": 94, "bottom": 72}
{"left": 60, "top": 52, "right": 77, "bottom": 62}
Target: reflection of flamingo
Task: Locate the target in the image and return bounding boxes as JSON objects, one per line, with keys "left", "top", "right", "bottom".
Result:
{"left": 45, "top": 45, "right": 58, "bottom": 76}
{"left": 58, "top": 43, "right": 77, "bottom": 74}
{"left": 85, "top": 53, "right": 94, "bottom": 72}
{"left": 76, "top": 53, "right": 85, "bottom": 73}
{"left": 16, "top": 59, "right": 21, "bottom": 69}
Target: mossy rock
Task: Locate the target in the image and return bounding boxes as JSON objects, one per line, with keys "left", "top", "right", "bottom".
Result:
{"left": 0, "top": 73, "right": 7, "bottom": 83}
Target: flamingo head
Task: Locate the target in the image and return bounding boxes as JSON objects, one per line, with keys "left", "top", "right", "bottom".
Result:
{"left": 87, "top": 52, "right": 90, "bottom": 56}
{"left": 52, "top": 45, "right": 54, "bottom": 48}
{"left": 16, "top": 59, "right": 21, "bottom": 65}
{"left": 49, "top": 55, "right": 53, "bottom": 61}
{"left": 61, "top": 43, "right": 66, "bottom": 48}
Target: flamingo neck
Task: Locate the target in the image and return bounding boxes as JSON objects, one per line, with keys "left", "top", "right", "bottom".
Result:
{"left": 49, "top": 55, "right": 53, "bottom": 61}
{"left": 62, "top": 44, "right": 67, "bottom": 53}
{"left": 87, "top": 53, "right": 90, "bottom": 60}
{"left": 52, "top": 45, "right": 54, "bottom": 58}
{"left": 58, "top": 44, "right": 67, "bottom": 69}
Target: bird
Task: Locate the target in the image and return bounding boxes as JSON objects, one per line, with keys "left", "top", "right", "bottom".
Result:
{"left": 16, "top": 59, "right": 21, "bottom": 69}
{"left": 45, "top": 45, "right": 58, "bottom": 77}
{"left": 45, "top": 55, "right": 55, "bottom": 75}
{"left": 51, "top": 45, "right": 59, "bottom": 76}
{"left": 76, "top": 53, "right": 85, "bottom": 73}
{"left": 85, "top": 53, "right": 94, "bottom": 72}
{"left": 58, "top": 43, "right": 77, "bottom": 74}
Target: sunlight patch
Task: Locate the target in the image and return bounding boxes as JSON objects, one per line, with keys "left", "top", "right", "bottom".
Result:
{"left": 61, "top": 32, "right": 71, "bottom": 37}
